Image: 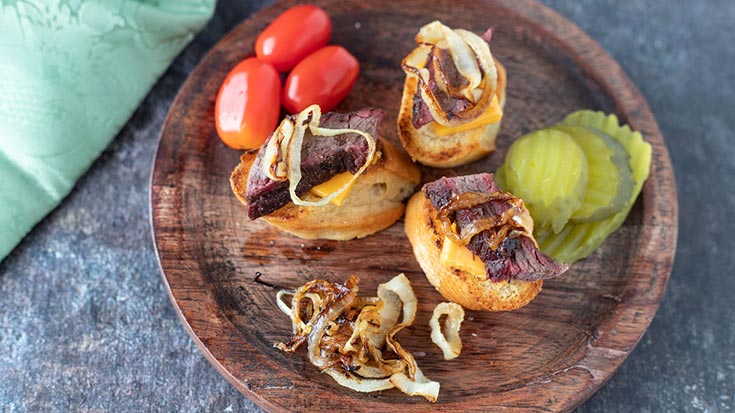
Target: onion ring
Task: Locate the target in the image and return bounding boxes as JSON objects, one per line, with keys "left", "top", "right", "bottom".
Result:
{"left": 430, "top": 302, "right": 465, "bottom": 360}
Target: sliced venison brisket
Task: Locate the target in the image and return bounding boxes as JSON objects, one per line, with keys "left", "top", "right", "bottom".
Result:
{"left": 423, "top": 173, "right": 568, "bottom": 282}
{"left": 245, "top": 108, "right": 384, "bottom": 219}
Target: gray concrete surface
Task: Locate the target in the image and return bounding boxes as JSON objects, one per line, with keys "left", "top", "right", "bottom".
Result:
{"left": 1, "top": 1, "right": 733, "bottom": 412}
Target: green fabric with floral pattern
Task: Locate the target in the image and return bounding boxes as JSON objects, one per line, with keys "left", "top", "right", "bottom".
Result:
{"left": 0, "top": 0, "right": 215, "bottom": 260}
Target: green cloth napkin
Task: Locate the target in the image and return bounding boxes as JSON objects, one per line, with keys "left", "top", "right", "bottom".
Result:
{"left": 0, "top": 0, "right": 215, "bottom": 260}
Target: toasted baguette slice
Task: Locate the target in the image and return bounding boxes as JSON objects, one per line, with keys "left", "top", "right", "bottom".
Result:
{"left": 398, "top": 61, "right": 507, "bottom": 168}
{"left": 231, "top": 139, "right": 420, "bottom": 240}
{"left": 404, "top": 192, "right": 542, "bottom": 311}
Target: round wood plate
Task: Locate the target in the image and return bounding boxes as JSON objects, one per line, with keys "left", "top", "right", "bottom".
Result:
{"left": 150, "top": 0, "right": 677, "bottom": 411}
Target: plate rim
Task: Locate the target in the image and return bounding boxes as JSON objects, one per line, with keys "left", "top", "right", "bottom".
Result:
{"left": 149, "top": 0, "right": 678, "bottom": 411}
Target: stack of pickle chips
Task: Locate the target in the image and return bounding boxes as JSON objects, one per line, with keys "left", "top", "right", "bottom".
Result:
{"left": 495, "top": 111, "right": 652, "bottom": 264}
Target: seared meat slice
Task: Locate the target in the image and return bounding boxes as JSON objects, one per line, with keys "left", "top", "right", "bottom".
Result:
{"left": 246, "top": 108, "right": 383, "bottom": 219}
{"left": 423, "top": 173, "right": 568, "bottom": 282}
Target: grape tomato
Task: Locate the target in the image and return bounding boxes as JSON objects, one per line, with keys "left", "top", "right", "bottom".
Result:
{"left": 282, "top": 45, "right": 360, "bottom": 114}
{"left": 255, "top": 5, "right": 332, "bottom": 72}
{"left": 215, "top": 57, "right": 281, "bottom": 149}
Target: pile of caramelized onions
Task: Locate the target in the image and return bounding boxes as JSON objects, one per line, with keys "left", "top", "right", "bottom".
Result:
{"left": 262, "top": 104, "right": 377, "bottom": 207}
{"left": 402, "top": 21, "right": 498, "bottom": 127}
{"left": 275, "top": 274, "right": 441, "bottom": 402}
{"left": 437, "top": 190, "right": 536, "bottom": 249}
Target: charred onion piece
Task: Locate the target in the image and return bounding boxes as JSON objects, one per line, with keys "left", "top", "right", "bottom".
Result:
{"left": 401, "top": 21, "right": 497, "bottom": 127}
{"left": 274, "top": 274, "right": 440, "bottom": 402}
{"left": 437, "top": 191, "right": 534, "bottom": 249}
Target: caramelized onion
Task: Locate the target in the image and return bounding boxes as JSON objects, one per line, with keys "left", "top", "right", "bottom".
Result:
{"left": 274, "top": 274, "right": 440, "bottom": 402}
{"left": 306, "top": 287, "right": 357, "bottom": 369}
{"left": 430, "top": 302, "right": 465, "bottom": 360}
{"left": 436, "top": 190, "right": 533, "bottom": 250}
{"left": 324, "top": 368, "right": 394, "bottom": 392}
{"left": 402, "top": 21, "right": 497, "bottom": 127}
{"left": 416, "top": 22, "right": 482, "bottom": 101}
{"left": 390, "top": 367, "right": 440, "bottom": 402}
{"left": 262, "top": 104, "right": 377, "bottom": 207}
{"left": 378, "top": 274, "right": 419, "bottom": 378}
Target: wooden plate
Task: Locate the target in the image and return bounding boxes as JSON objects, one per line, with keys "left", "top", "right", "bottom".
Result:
{"left": 150, "top": 0, "right": 677, "bottom": 411}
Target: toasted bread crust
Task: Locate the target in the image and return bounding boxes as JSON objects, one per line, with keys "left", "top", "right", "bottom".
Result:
{"left": 404, "top": 192, "right": 543, "bottom": 311}
{"left": 230, "top": 151, "right": 255, "bottom": 207}
{"left": 397, "top": 61, "right": 507, "bottom": 168}
{"left": 230, "top": 139, "right": 420, "bottom": 240}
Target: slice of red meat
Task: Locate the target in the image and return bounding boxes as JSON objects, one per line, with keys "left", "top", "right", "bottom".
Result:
{"left": 245, "top": 108, "right": 383, "bottom": 219}
{"left": 422, "top": 173, "right": 569, "bottom": 282}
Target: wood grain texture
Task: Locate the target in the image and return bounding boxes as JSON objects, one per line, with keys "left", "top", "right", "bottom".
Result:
{"left": 150, "top": 0, "right": 677, "bottom": 411}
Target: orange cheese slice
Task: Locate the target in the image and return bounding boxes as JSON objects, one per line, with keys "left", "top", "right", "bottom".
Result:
{"left": 310, "top": 172, "right": 355, "bottom": 206}
{"left": 439, "top": 237, "right": 486, "bottom": 276}
{"left": 432, "top": 95, "right": 503, "bottom": 137}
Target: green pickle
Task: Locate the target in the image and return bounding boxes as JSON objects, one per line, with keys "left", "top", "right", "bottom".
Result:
{"left": 553, "top": 125, "right": 635, "bottom": 222}
{"left": 504, "top": 129, "right": 588, "bottom": 233}
{"left": 536, "top": 111, "right": 652, "bottom": 264}
{"left": 493, "top": 164, "right": 507, "bottom": 191}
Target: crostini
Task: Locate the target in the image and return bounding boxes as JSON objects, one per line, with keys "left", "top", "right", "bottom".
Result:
{"left": 398, "top": 21, "right": 506, "bottom": 168}
{"left": 404, "top": 173, "right": 568, "bottom": 311}
{"left": 231, "top": 105, "right": 421, "bottom": 240}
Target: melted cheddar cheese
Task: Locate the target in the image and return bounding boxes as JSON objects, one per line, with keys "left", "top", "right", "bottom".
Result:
{"left": 432, "top": 95, "right": 503, "bottom": 137}
{"left": 310, "top": 172, "right": 355, "bottom": 206}
{"left": 440, "top": 237, "right": 486, "bottom": 276}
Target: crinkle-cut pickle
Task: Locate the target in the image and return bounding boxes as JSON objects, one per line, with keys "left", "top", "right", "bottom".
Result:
{"left": 504, "top": 129, "right": 589, "bottom": 234}
{"left": 493, "top": 167, "right": 507, "bottom": 191}
{"left": 536, "top": 111, "right": 652, "bottom": 264}
{"left": 553, "top": 125, "right": 635, "bottom": 222}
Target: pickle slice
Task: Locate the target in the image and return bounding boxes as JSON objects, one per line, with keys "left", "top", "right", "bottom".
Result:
{"left": 536, "top": 111, "right": 652, "bottom": 264}
{"left": 493, "top": 165, "right": 508, "bottom": 191}
{"left": 553, "top": 125, "right": 635, "bottom": 222}
{"left": 504, "top": 129, "right": 588, "bottom": 233}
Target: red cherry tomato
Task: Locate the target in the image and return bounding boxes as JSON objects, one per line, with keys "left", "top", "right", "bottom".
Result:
{"left": 282, "top": 45, "right": 360, "bottom": 114}
{"left": 215, "top": 57, "right": 281, "bottom": 149}
{"left": 255, "top": 5, "right": 332, "bottom": 72}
